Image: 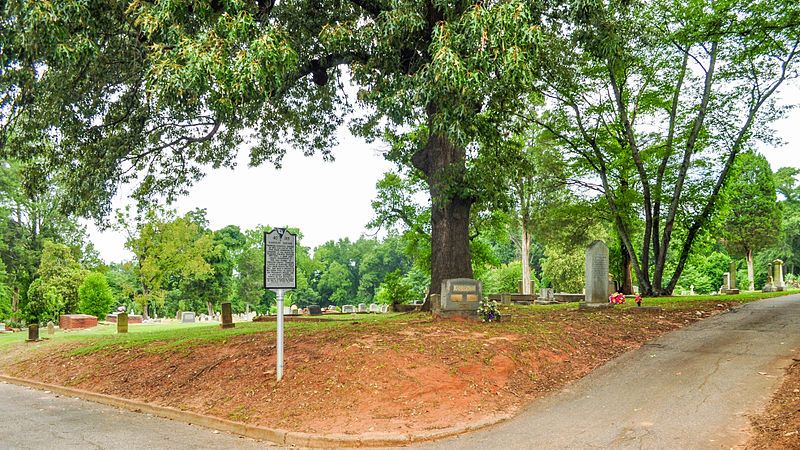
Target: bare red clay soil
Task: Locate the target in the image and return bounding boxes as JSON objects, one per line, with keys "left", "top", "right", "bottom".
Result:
{"left": 747, "top": 354, "right": 800, "bottom": 449}
{"left": 0, "top": 304, "right": 745, "bottom": 436}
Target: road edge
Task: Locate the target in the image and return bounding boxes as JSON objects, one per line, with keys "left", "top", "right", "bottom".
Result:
{"left": 0, "top": 374, "right": 511, "bottom": 447}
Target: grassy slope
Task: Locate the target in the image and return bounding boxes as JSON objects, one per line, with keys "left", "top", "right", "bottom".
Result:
{"left": 1, "top": 290, "right": 796, "bottom": 355}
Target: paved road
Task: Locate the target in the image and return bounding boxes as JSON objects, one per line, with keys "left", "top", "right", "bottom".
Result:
{"left": 424, "top": 294, "right": 800, "bottom": 449}
{"left": 0, "top": 382, "right": 269, "bottom": 450}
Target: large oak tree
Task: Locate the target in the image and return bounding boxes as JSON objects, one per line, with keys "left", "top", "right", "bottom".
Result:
{"left": 1, "top": 0, "right": 543, "bottom": 297}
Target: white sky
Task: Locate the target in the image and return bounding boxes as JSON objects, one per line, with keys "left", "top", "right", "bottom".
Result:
{"left": 87, "top": 92, "right": 800, "bottom": 263}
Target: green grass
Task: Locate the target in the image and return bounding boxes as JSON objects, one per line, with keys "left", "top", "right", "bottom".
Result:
{"left": 1, "top": 290, "right": 796, "bottom": 356}
{"left": 617, "top": 288, "right": 800, "bottom": 310}
{"left": 0, "top": 312, "right": 419, "bottom": 355}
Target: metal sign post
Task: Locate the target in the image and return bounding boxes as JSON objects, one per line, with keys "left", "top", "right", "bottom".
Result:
{"left": 264, "top": 228, "right": 296, "bottom": 383}
{"left": 274, "top": 288, "right": 285, "bottom": 380}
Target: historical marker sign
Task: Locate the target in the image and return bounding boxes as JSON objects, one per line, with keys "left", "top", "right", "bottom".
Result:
{"left": 264, "top": 228, "right": 297, "bottom": 289}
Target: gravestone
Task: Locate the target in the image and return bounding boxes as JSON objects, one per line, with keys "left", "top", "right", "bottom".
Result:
{"left": 47, "top": 321, "right": 54, "bottom": 335}
{"left": 290, "top": 304, "right": 299, "bottom": 314}
{"left": 342, "top": 304, "right": 355, "bottom": 313}
{"left": 283, "top": 306, "right": 292, "bottom": 315}
{"left": 369, "top": 303, "right": 379, "bottom": 313}
{"left": 721, "top": 267, "right": 739, "bottom": 295}
{"left": 220, "top": 302, "right": 235, "bottom": 329}
{"left": 436, "top": 278, "right": 482, "bottom": 318}
{"left": 0, "top": 323, "right": 5, "bottom": 332}
{"left": 358, "top": 303, "right": 367, "bottom": 313}
{"left": 773, "top": 259, "right": 785, "bottom": 291}
{"left": 117, "top": 313, "right": 129, "bottom": 334}
{"left": 608, "top": 274, "right": 616, "bottom": 296}
{"left": 537, "top": 288, "right": 555, "bottom": 304}
{"left": 308, "top": 304, "right": 322, "bottom": 316}
{"left": 181, "top": 311, "right": 196, "bottom": 323}
{"left": 689, "top": 285, "right": 694, "bottom": 296}
{"left": 763, "top": 262, "right": 775, "bottom": 292}
{"left": 582, "top": 240, "right": 611, "bottom": 308}
{"left": 380, "top": 304, "right": 389, "bottom": 313}
{"left": 517, "top": 280, "right": 535, "bottom": 294}
{"left": 26, "top": 324, "right": 39, "bottom": 342}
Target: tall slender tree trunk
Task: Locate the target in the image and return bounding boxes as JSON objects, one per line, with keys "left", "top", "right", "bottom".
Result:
{"left": 412, "top": 117, "right": 474, "bottom": 310}
{"left": 746, "top": 248, "right": 755, "bottom": 291}
{"left": 621, "top": 238, "right": 633, "bottom": 295}
{"left": 11, "top": 286, "right": 19, "bottom": 320}
{"left": 521, "top": 224, "right": 532, "bottom": 295}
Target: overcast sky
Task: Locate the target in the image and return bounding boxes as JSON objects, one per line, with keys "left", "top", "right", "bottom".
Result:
{"left": 87, "top": 92, "right": 800, "bottom": 263}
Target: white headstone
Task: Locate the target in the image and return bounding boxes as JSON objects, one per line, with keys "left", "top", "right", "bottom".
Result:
{"left": 358, "top": 303, "right": 367, "bottom": 313}
{"left": 342, "top": 304, "right": 355, "bottom": 313}
{"left": 369, "top": 303, "right": 379, "bottom": 313}
{"left": 584, "top": 240, "right": 610, "bottom": 306}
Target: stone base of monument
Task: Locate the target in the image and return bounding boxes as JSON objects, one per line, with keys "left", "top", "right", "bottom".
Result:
{"left": 721, "top": 289, "right": 740, "bottom": 295}
{"left": 433, "top": 310, "right": 479, "bottom": 320}
{"left": 578, "top": 302, "right": 614, "bottom": 310}
{"left": 774, "top": 286, "right": 785, "bottom": 292}
{"left": 534, "top": 300, "right": 559, "bottom": 305}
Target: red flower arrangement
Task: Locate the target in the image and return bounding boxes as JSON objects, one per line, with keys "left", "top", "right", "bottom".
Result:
{"left": 608, "top": 292, "right": 625, "bottom": 305}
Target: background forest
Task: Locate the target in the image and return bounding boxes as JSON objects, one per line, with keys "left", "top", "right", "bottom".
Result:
{"left": 0, "top": 150, "right": 797, "bottom": 324}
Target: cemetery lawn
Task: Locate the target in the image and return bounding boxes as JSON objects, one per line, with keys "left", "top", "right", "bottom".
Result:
{"left": 1, "top": 291, "right": 798, "bottom": 438}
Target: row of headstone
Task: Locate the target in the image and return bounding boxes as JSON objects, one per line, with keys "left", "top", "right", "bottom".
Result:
{"left": 340, "top": 303, "right": 390, "bottom": 313}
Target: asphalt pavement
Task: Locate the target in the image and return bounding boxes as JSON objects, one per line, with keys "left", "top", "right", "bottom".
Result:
{"left": 0, "top": 382, "right": 268, "bottom": 449}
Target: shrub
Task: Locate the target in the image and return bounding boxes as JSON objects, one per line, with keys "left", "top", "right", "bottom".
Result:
{"left": 78, "top": 272, "right": 114, "bottom": 319}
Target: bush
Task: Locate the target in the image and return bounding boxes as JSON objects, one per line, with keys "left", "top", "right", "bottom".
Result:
{"left": 375, "top": 270, "right": 417, "bottom": 306}
{"left": 25, "top": 278, "right": 58, "bottom": 324}
{"left": 78, "top": 272, "right": 114, "bottom": 319}
{"left": 480, "top": 261, "right": 539, "bottom": 294}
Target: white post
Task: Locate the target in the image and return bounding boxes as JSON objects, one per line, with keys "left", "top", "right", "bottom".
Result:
{"left": 275, "top": 288, "right": 285, "bottom": 382}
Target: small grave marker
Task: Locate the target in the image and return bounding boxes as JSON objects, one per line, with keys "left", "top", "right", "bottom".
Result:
{"left": 117, "top": 313, "right": 128, "bottom": 334}
{"left": 220, "top": 302, "right": 235, "bottom": 329}
{"left": 181, "top": 311, "right": 196, "bottom": 323}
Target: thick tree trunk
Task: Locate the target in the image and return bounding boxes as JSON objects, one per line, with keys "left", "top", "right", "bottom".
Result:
{"left": 521, "top": 225, "right": 532, "bottom": 295}
{"left": 412, "top": 124, "right": 473, "bottom": 311}
{"left": 747, "top": 248, "right": 755, "bottom": 291}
